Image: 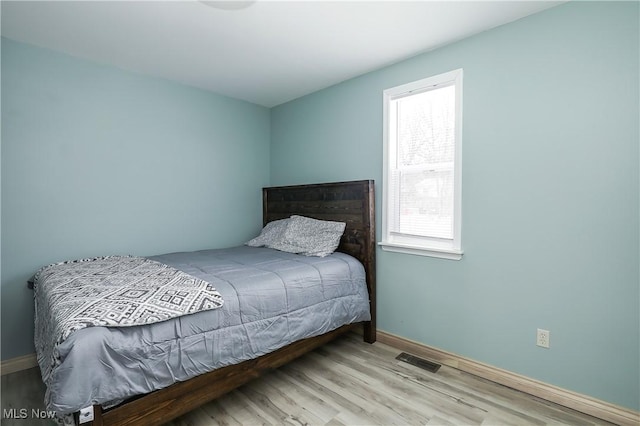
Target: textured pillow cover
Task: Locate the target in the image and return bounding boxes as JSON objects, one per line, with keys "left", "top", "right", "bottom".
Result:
{"left": 277, "top": 215, "right": 346, "bottom": 257}
{"left": 246, "top": 218, "right": 291, "bottom": 247}
{"left": 247, "top": 215, "right": 346, "bottom": 257}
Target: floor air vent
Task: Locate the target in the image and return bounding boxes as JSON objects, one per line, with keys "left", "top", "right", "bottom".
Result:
{"left": 396, "top": 352, "right": 441, "bottom": 373}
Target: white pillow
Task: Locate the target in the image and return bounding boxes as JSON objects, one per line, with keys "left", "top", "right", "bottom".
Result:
{"left": 245, "top": 218, "right": 291, "bottom": 247}
{"left": 247, "top": 215, "right": 346, "bottom": 257}
{"left": 277, "top": 215, "right": 346, "bottom": 257}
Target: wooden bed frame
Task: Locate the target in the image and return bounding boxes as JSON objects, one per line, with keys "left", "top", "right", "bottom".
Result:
{"left": 84, "top": 180, "right": 376, "bottom": 426}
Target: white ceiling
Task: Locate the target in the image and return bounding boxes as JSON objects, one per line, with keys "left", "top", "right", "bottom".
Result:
{"left": 1, "top": 1, "right": 563, "bottom": 107}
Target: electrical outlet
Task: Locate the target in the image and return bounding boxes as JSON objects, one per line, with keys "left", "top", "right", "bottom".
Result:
{"left": 536, "top": 329, "right": 550, "bottom": 348}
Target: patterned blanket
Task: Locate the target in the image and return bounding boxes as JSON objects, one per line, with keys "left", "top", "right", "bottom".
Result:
{"left": 33, "top": 255, "right": 224, "bottom": 385}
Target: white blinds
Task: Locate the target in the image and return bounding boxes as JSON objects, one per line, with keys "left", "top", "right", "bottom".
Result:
{"left": 390, "top": 84, "right": 456, "bottom": 240}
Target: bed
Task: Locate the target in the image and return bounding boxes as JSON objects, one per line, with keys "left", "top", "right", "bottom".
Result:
{"left": 31, "top": 180, "right": 376, "bottom": 426}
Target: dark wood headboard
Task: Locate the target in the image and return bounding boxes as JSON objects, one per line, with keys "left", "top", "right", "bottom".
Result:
{"left": 262, "top": 180, "right": 376, "bottom": 343}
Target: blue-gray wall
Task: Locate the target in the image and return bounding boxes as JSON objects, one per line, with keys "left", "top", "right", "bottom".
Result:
{"left": 1, "top": 38, "right": 271, "bottom": 359}
{"left": 271, "top": 1, "right": 639, "bottom": 411}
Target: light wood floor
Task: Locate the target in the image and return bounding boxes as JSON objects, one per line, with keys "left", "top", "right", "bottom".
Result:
{"left": 1, "top": 333, "right": 614, "bottom": 425}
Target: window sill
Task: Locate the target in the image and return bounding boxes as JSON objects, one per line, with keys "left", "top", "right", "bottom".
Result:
{"left": 378, "top": 241, "right": 463, "bottom": 260}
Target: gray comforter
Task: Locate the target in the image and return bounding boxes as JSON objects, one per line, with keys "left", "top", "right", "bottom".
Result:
{"left": 41, "top": 246, "right": 371, "bottom": 415}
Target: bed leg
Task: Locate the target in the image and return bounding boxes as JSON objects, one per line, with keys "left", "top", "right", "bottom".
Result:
{"left": 364, "top": 322, "right": 376, "bottom": 344}
{"left": 92, "top": 405, "right": 103, "bottom": 426}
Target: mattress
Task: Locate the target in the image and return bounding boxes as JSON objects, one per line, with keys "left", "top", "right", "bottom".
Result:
{"left": 40, "top": 246, "right": 371, "bottom": 415}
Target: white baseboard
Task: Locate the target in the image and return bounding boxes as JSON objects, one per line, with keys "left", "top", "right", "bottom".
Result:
{"left": 377, "top": 330, "right": 640, "bottom": 426}
{"left": 1, "top": 353, "right": 38, "bottom": 376}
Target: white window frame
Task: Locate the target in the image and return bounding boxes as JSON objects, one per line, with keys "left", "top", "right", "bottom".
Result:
{"left": 379, "top": 69, "right": 463, "bottom": 260}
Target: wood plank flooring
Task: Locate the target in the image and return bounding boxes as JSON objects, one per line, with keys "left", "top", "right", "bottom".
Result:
{"left": 1, "top": 333, "right": 614, "bottom": 425}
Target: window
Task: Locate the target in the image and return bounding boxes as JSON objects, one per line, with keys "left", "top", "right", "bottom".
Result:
{"left": 380, "top": 69, "right": 463, "bottom": 260}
